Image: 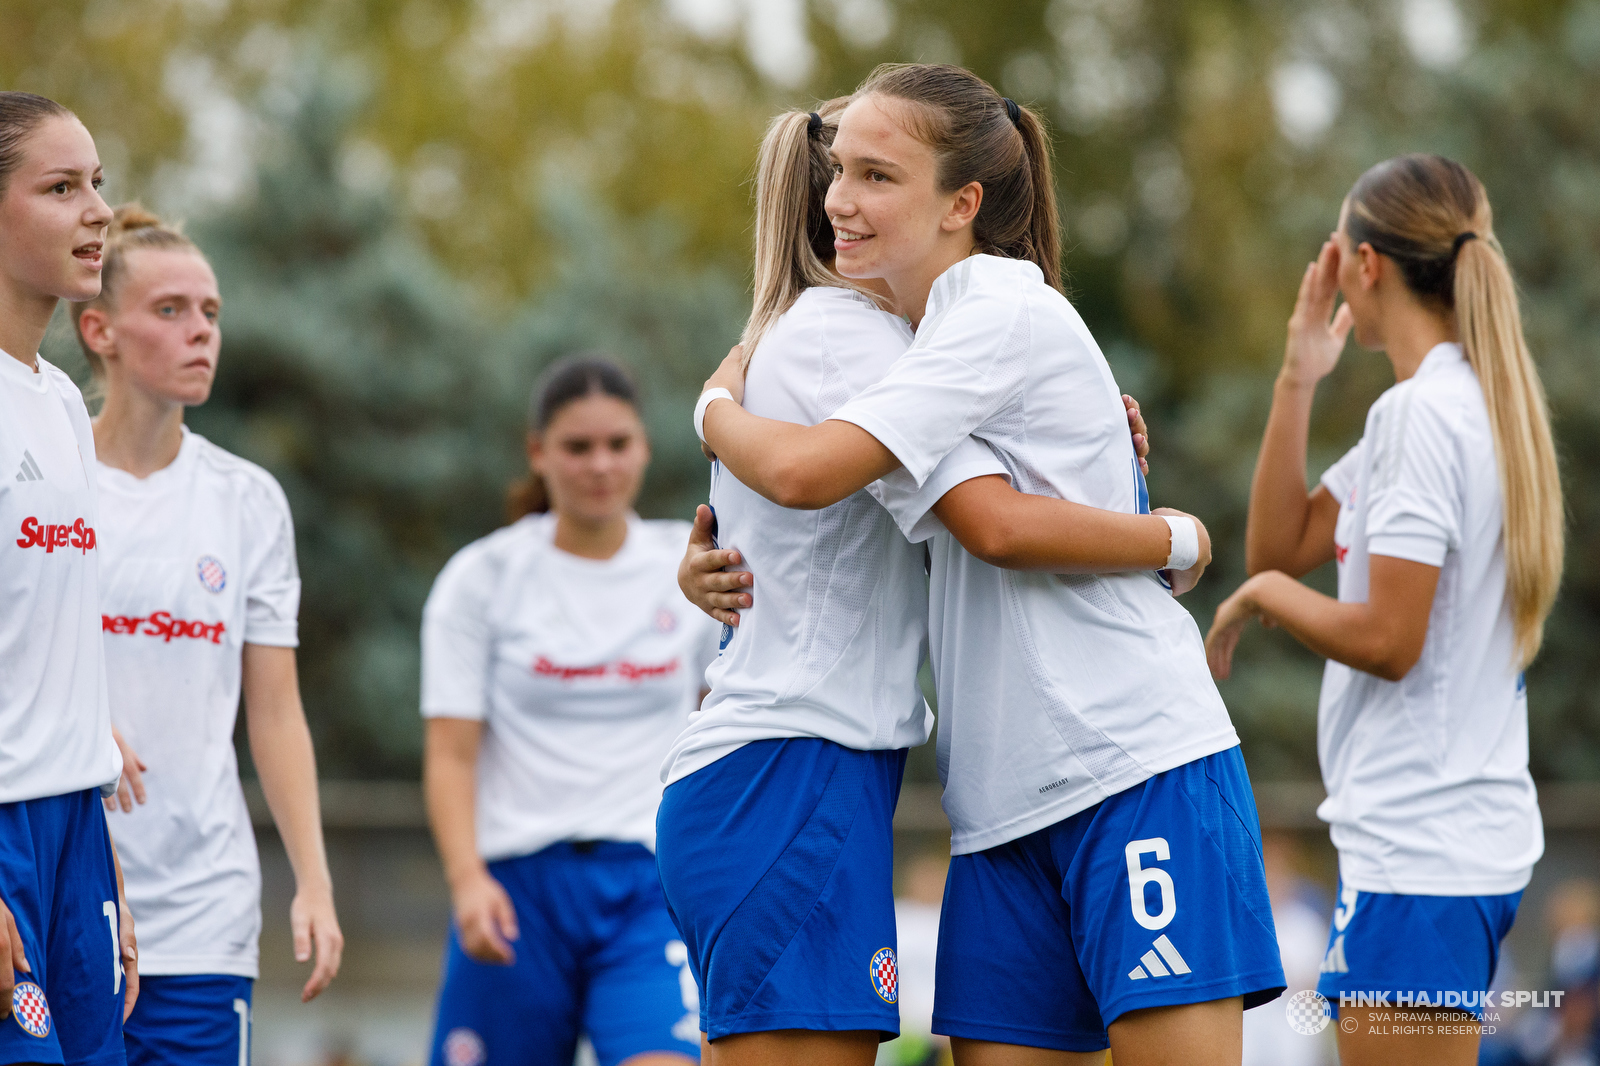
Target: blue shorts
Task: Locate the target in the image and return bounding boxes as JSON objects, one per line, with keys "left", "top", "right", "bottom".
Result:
{"left": 428, "top": 841, "right": 698, "bottom": 1066}
{"left": 655, "top": 739, "right": 906, "bottom": 1042}
{"left": 933, "top": 746, "right": 1285, "bottom": 1052}
{"left": 1316, "top": 881, "right": 1521, "bottom": 1018}
{"left": 0, "top": 789, "right": 125, "bottom": 1066}
{"left": 123, "top": 975, "right": 251, "bottom": 1066}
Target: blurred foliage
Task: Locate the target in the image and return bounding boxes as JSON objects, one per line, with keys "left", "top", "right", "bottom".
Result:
{"left": 10, "top": 0, "right": 1600, "bottom": 780}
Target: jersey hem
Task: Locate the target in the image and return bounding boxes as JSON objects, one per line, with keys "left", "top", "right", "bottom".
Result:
{"left": 1365, "top": 535, "right": 1449, "bottom": 568}
{"left": 242, "top": 628, "right": 298, "bottom": 647}
{"left": 1332, "top": 865, "right": 1534, "bottom": 898}
{"left": 931, "top": 1015, "right": 1109, "bottom": 1053}
{"left": 709, "top": 1008, "right": 898, "bottom": 1041}
{"left": 947, "top": 732, "right": 1241, "bottom": 855}
{"left": 136, "top": 954, "right": 259, "bottom": 979}
{"left": 1097, "top": 969, "right": 1288, "bottom": 1028}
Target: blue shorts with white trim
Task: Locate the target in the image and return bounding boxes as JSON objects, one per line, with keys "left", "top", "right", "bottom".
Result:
{"left": 933, "top": 746, "right": 1284, "bottom": 1052}
{"left": 1316, "top": 881, "right": 1521, "bottom": 1019}
{"left": 123, "top": 975, "right": 252, "bottom": 1066}
{"left": 656, "top": 738, "right": 906, "bottom": 1042}
{"left": 427, "top": 841, "right": 699, "bottom": 1066}
{"left": 0, "top": 788, "right": 125, "bottom": 1066}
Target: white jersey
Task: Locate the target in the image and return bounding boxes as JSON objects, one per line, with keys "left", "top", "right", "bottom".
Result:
{"left": 423, "top": 514, "right": 719, "bottom": 861}
{"left": 1317, "top": 342, "right": 1541, "bottom": 896}
{"left": 0, "top": 352, "right": 120, "bottom": 804}
{"left": 98, "top": 426, "right": 301, "bottom": 977}
{"left": 831, "top": 255, "right": 1240, "bottom": 855}
{"left": 660, "top": 286, "right": 989, "bottom": 785}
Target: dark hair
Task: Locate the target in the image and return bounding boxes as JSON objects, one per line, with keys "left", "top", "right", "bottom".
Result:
{"left": 855, "top": 64, "right": 1063, "bottom": 292}
{"left": 0, "top": 91, "right": 72, "bottom": 197}
{"left": 1345, "top": 155, "right": 1480, "bottom": 304}
{"left": 504, "top": 354, "right": 641, "bottom": 522}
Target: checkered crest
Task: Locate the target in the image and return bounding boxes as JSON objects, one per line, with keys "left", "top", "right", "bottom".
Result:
{"left": 11, "top": 981, "right": 51, "bottom": 1038}
{"left": 870, "top": 946, "right": 899, "bottom": 1004}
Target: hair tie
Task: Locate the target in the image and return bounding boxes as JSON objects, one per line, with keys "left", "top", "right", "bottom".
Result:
{"left": 1452, "top": 231, "right": 1478, "bottom": 255}
{"left": 1002, "top": 97, "right": 1021, "bottom": 127}
{"left": 807, "top": 111, "right": 823, "bottom": 138}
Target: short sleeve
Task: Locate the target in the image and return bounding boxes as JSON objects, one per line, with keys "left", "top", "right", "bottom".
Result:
{"left": 830, "top": 276, "right": 1028, "bottom": 487}
{"left": 243, "top": 477, "right": 301, "bottom": 647}
{"left": 1319, "top": 441, "right": 1363, "bottom": 504}
{"left": 868, "top": 436, "right": 1011, "bottom": 544}
{"left": 420, "top": 546, "right": 497, "bottom": 720}
{"left": 1365, "top": 395, "right": 1461, "bottom": 567}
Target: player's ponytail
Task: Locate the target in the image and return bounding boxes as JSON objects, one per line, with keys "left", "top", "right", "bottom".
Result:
{"left": 0, "top": 91, "right": 71, "bottom": 197}
{"left": 854, "top": 64, "right": 1063, "bottom": 292}
{"left": 72, "top": 203, "right": 203, "bottom": 382}
{"left": 504, "top": 354, "right": 640, "bottom": 523}
{"left": 739, "top": 98, "right": 876, "bottom": 365}
{"left": 1346, "top": 155, "right": 1563, "bottom": 666}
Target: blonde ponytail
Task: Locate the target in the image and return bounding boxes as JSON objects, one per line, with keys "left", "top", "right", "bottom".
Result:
{"left": 1347, "top": 155, "right": 1564, "bottom": 666}
{"left": 1454, "top": 234, "right": 1564, "bottom": 665}
{"left": 740, "top": 99, "right": 877, "bottom": 365}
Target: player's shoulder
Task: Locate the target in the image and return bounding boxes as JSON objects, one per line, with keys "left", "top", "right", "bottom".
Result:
{"left": 36, "top": 358, "right": 86, "bottom": 403}
{"left": 1373, "top": 347, "right": 1480, "bottom": 438}
{"left": 429, "top": 515, "right": 549, "bottom": 607}
{"left": 785, "top": 285, "right": 905, "bottom": 340}
{"left": 187, "top": 432, "right": 294, "bottom": 519}
{"left": 631, "top": 517, "right": 693, "bottom": 560}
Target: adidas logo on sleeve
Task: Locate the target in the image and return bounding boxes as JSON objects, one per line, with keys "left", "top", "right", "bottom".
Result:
{"left": 15, "top": 450, "right": 42, "bottom": 482}
{"left": 1127, "top": 934, "right": 1192, "bottom": 980}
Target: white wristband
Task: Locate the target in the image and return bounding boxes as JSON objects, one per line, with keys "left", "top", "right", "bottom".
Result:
{"left": 1162, "top": 515, "right": 1200, "bottom": 572}
{"left": 694, "top": 388, "right": 735, "bottom": 444}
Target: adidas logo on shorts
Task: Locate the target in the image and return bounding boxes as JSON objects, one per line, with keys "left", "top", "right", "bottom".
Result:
{"left": 1127, "top": 934, "right": 1192, "bottom": 980}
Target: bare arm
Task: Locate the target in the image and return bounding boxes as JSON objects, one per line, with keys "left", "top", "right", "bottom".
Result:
{"left": 109, "top": 833, "right": 138, "bottom": 1019}
{"left": 931, "top": 476, "right": 1212, "bottom": 593}
{"left": 1206, "top": 555, "right": 1440, "bottom": 682}
{"left": 704, "top": 400, "right": 898, "bottom": 511}
{"left": 423, "top": 717, "right": 519, "bottom": 964}
{"left": 1245, "top": 239, "right": 1353, "bottom": 577}
{"left": 243, "top": 644, "right": 343, "bottom": 1003}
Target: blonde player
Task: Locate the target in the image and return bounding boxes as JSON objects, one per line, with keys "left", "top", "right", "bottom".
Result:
{"left": 0, "top": 90, "right": 134, "bottom": 1060}
{"left": 1206, "top": 155, "right": 1561, "bottom": 1066}
{"left": 76, "top": 204, "right": 343, "bottom": 1064}
{"left": 691, "top": 65, "right": 1284, "bottom": 1065}
{"left": 422, "top": 355, "right": 717, "bottom": 1066}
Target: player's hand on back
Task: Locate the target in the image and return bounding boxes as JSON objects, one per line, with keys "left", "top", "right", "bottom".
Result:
{"left": 104, "top": 727, "right": 148, "bottom": 813}
{"left": 1124, "top": 394, "right": 1150, "bottom": 476}
{"left": 452, "top": 868, "right": 520, "bottom": 966}
{"left": 292, "top": 883, "right": 344, "bottom": 1002}
{"left": 1153, "top": 507, "right": 1212, "bottom": 597}
{"left": 679, "top": 505, "right": 752, "bottom": 628}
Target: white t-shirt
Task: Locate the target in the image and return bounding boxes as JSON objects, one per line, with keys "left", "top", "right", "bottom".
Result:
{"left": 831, "top": 255, "right": 1241, "bottom": 855}
{"left": 660, "top": 286, "right": 991, "bottom": 785}
{"left": 99, "top": 426, "right": 301, "bottom": 977}
{"left": 423, "top": 513, "right": 719, "bottom": 861}
{"left": 0, "top": 351, "right": 120, "bottom": 804}
{"left": 1316, "top": 342, "right": 1542, "bottom": 896}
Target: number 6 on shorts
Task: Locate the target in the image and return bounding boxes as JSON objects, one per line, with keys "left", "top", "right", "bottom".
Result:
{"left": 1125, "top": 838, "right": 1176, "bottom": 930}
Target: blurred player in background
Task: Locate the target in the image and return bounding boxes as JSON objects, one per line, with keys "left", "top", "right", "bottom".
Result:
{"left": 0, "top": 89, "right": 135, "bottom": 1062}
{"left": 421, "top": 355, "right": 716, "bottom": 1066}
{"left": 1207, "top": 154, "right": 1563, "bottom": 1066}
{"left": 78, "top": 203, "right": 343, "bottom": 1064}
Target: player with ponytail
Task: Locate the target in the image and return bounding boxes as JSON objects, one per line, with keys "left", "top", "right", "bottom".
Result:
{"left": 681, "top": 64, "right": 1279, "bottom": 1064}
{"left": 1207, "top": 155, "right": 1561, "bottom": 1066}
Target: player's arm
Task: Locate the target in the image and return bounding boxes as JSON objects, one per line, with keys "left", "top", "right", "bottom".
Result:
{"left": 104, "top": 727, "right": 148, "bottom": 813}
{"left": 109, "top": 831, "right": 138, "bottom": 1019}
{"left": 1205, "top": 555, "right": 1440, "bottom": 681}
{"left": 242, "top": 643, "right": 343, "bottom": 1002}
{"left": 424, "top": 717, "right": 519, "bottom": 965}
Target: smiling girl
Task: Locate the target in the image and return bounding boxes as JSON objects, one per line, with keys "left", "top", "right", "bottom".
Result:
{"left": 77, "top": 204, "right": 343, "bottom": 1064}
{"left": 691, "top": 65, "right": 1283, "bottom": 1066}
{"left": 0, "top": 90, "right": 134, "bottom": 1062}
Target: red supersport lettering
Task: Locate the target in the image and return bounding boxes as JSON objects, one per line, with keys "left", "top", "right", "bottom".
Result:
{"left": 1335, "top": 543, "right": 1349, "bottom": 564}
{"left": 533, "top": 655, "right": 680, "bottom": 684}
{"left": 15, "top": 516, "right": 96, "bottom": 554}
{"left": 102, "top": 611, "right": 226, "bottom": 644}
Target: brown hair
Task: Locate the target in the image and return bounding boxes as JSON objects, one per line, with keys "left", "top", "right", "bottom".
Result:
{"left": 1346, "top": 154, "right": 1564, "bottom": 666}
{"left": 855, "top": 64, "right": 1062, "bottom": 292}
{"left": 739, "top": 97, "right": 880, "bottom": 364}
{"left": 0, "top": 91, "right": 72, "bottom": 197}
{"left": 72, "top": 202, "right": 203, "bottom": 379}
{"left": 503, "top": 354, "right": 641, "bottom": 523}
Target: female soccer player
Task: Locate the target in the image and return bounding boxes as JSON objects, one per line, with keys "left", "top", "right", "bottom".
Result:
{"left": 1205, "top": 155, "right": 1561, "bottom": 1066}
{"left": 661, "top": 78, "right": 1241, "bottom": 1066}
{"left": 689, "top": 65, "right": 1284, "bottom": 1066}
{"left": 0, "top": 90, "right": 135, "bottom": 1060}
{"left": 75, "top": 204, "right": 344, "bottom": 1063}
{"left": 421, "top": 355, "right": 717, "bottom": 1066}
